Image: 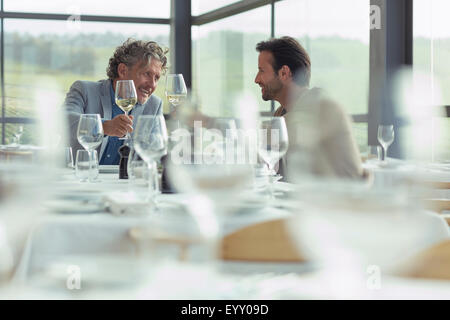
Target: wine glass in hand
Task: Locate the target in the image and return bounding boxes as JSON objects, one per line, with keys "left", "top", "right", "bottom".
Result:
{"left": 258, "top": 117, "right": 289, "bottom": 199}
{"left": 77, "top": 114, "right": 104, "bottom": 182}
{"left": 115, "top": 80, "right": 137, "bottom": 141}
{"left": 165, "top": 74, "right": 187, "bottom": 109}
{"left": 377, "top": 125, "right": 394, "bottom": 162}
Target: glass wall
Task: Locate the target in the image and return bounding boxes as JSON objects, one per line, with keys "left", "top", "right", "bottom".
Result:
{"left": 275, "top": 0, "right": 370, "bottom": 152}
{"left": 4, "top": 0, "right": 170, "bottom": 18}
{"left": 192, "top": 5, "right": 271, "bottom": 117}
{"left": 275, "top": 0, "right": 370, "bottom": 115}
{"left": 414, "top": 0, "right": 450, "bottom": 161}
{"left": 192, "top": 0, "right": 240, "bottom": 16}
{"left": 2, "top": 17, "right": 169, "bottom": 144}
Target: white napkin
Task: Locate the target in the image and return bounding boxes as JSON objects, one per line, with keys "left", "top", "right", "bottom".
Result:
{"left": 103, "top": 191, "right": 152, "bottom": 217}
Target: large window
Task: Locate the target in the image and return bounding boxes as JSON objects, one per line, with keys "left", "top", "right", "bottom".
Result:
{"left": 192, "top": 0, "right": 241, "bottom": 16}
{"left": 1, "top": 5, "right": 169, "bottom": 144}
{"left": 192, "top": 5, "right": 271, "bottom": 117}
{"left": 4, "top": 0, "right": 170, "bottom": 18}
{"left": 414, "top": 0, "right": 450, "bottom": 161}
{"left": 275, "top": 0, "right": 370, "bottom": 152}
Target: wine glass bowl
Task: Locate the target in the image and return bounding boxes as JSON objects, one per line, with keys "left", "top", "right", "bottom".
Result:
{"left": 165, "top": 74, "right": 187, "bottom": 108}
{"left": 76, "top": 114, "right": 103, "bottom": 182}
{"left": 257, "top": 117, "right": 289, "bottom": 198}
{"left": 377, "top": 125, "right": 394, "bottom": 162}
{"left": 115, "top": 80, "right": 137, "bottom": 141}
{"left": 133, "top": 115, "right": 168, "bottom": 206}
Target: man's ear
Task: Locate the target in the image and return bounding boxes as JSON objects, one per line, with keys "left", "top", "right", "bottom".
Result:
{"left": 278, "top": 65, "right": 292, "bottom": 81}
{"left": 117, "top": 63, "right": 128, "bottom": 79}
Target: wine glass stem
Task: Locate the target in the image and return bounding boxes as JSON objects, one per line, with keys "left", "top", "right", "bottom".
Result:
{"left": 88, "top": 149, "right": 93, "bottom": 182}
{"left": 125, "top": 111, "right": 132, "bottom": 140}
{"left": 384, "top": 145, "right": 389, "bottom": 161}
{"left": 268, "top": 163, "right": 275, "bottom": 200}
{"left": 147, "top": 160, "right": 159, "bottom": 207}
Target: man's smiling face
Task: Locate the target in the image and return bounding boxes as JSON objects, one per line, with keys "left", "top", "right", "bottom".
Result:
{"left": 119, "top": 58, "right": 163, "bottom": 104}
{"left": 254, "top": 50, "right": 283, "bottom": 101}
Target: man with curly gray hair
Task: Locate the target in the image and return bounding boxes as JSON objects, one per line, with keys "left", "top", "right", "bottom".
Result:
{"left": 64, "top": 38, "right": 169, "bottom": 165}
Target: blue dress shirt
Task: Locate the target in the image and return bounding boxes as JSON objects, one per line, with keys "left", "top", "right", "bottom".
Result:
{"left": 99, "top": 84, "right": 138, "bottom": 165}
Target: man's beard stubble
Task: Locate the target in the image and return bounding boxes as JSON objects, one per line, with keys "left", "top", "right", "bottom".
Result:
{"left": 262, "top": 78, "right": 283, "bottom": 101}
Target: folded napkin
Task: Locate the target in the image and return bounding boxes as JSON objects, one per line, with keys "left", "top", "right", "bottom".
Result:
{"left": 103, "top": 191, "right": 152, "bottom": 217}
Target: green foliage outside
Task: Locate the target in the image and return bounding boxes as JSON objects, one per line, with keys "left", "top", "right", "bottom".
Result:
{"left": 1, "top": 31, "right": 448, "bottom": 160}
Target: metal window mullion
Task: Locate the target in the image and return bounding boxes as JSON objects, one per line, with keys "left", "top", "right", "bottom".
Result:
{"left": 192, "top": 0, "right": 283, "bottom": 26}
{"left": 0, "top": 11, "right": 169, "bottom": 24}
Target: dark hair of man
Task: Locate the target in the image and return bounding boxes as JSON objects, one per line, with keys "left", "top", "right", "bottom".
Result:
{"left": 256, "top": 36, "right": 311, "bottom": 86}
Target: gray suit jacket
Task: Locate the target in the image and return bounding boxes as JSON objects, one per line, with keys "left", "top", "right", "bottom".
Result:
{"left": 64, "top": 79, "right": 162, "bottom": 160}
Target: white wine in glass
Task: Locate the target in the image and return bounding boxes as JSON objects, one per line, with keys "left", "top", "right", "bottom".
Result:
{"left": 377, "top": 125, "right": 394, "bottom": 162}
{"left": 165, "top": 74, "right": 187, "bottom": 108}
{"left": 115, "top": 80, "right": 137, "bottom": 140}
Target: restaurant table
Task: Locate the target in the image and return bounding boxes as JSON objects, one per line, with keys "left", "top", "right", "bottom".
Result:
{"left": 4, "top": 166, "right": 450, "bottom": 299}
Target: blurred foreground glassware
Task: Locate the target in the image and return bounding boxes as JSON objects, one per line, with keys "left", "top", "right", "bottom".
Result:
{"left": 167, "top": 97, "right": 257, "bottom": 268}
{"left": 0, "top": 162, "right": 52, "bottom": 288}
{"left": 377, "top": 125, "right": 394, "bottom": 162}
{"left": 133, "top": 115, "right": 168, "bottom": 208}
{"left": 76, "top": 150, "right": 99, "bottom": 182}
{"left": 13, "top": 125, "right": 24, "bottom": 146}
{"left": 77, "top": 114, "right": 103, "bottom": 182}
{"left": 257, "top": 117, "right": 289, "bottom": 199}
{"left": 367, "top": 145, "right": 382, "bottom": 163}
{"left": 287, "top": 181, "right": 434, "bottom": 298}
{"left": 65, "top": 147, "right": 74, "bottom": 169}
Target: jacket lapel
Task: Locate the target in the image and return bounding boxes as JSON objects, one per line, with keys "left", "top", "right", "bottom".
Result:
{"left": 99, "top": 79, "right": 112, "bottom": 160}
{"left": 100, "top": 79, "right": 112, "bottom": 120}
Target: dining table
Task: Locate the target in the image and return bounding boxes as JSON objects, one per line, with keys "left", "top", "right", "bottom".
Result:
{"left": 1, "top": 158, "right": 450, "bottom": 300}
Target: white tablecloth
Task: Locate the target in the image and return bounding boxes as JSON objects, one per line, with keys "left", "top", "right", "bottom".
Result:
{"left": 5, "top": 168, "right": 450, "bottom": 299}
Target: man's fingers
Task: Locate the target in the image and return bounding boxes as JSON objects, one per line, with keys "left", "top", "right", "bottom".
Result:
{"left": 118, "top": 122, "right": 133, "bottom": 134}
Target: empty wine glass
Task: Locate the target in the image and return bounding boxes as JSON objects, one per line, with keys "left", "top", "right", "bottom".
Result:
{"left": 166, "top": 97, "right": 257, "bottom": 268}
{"left": 76, "top": 150, "right": 99, "bottom": 182}
{"left": 77, "top": 114, "right": 103, "bottom": 182}
{"left": 257, "top": 117, "right": 289, "bottom": 199}
{"left": 115, "top": 80, "right": 137, "bottom": 141}
{"left": 133, "top": 115, "right": 168, "bottom": 208}
{"left": 65, "top": 147, "right": 74, "bottom": 169}
{"left": 13, "top": 125, "right": 24, "bottom": 146}
{"left": 377, "top": 125, "right": 395, "bottom": 162}
{"left": 165, "top": 74, "right": 187, "bottom": 110}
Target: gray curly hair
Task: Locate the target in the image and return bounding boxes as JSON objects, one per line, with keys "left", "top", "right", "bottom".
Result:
{"left": 107, "top": 38, "right": 169, "bottom": 80}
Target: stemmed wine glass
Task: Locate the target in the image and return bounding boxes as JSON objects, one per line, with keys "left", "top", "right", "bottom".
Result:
{"left": 12, "top": 125, "right": 24, "bottom": 146}
{"left": 115, "top": 80, "right": 137, "bottom": 141}
{"left": 77, "top": 114, "right": 104, "bottom": 182}
{"left": 165, "top": 74, "right": 187, "bottom": 110}
{"left": 166, "top": 95, "right": 257, "bottom": 266}
{"left": 133, "top": 115, "right": 168, "bottom": 207}
{"left": 377, "top": 125, "right": 395, "bottom": 162}
{"left": 257, "top": 117, "right": 289, "bottom": 199}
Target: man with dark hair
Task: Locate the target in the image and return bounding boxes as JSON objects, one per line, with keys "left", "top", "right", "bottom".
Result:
{"left": 255, "top": 36, "right": 365, "bottom": 180}
{"left": 64, "top": 38, "right": 168, "bottom": 165}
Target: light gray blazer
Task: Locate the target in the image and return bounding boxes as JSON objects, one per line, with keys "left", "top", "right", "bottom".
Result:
{"left": 64, "top": 79, "right": 162, "bottom": 160}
